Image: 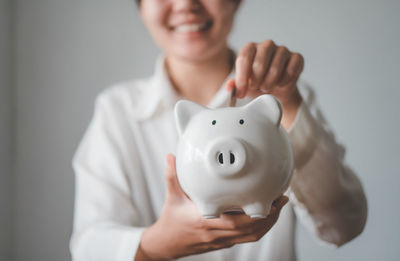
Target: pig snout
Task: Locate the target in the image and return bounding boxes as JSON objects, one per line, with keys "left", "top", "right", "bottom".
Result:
{"left": 205, "top": 137, "right": 247, "bottom": 178}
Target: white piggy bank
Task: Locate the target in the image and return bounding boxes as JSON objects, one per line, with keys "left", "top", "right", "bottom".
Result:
{"left": 174, "top": 95, "right": 294, "bottom": 219}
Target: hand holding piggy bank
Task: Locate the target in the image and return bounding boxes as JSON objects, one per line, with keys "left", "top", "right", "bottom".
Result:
{"left": 175, "top": 95, "right": 294, "bottom": 219}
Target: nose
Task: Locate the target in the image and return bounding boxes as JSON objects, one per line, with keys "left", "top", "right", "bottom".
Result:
{"left": 206, "top": 137, "right": 247, "bottom": 178}
{"left": 216, "top": 151, "right": 236, "bottom": 165}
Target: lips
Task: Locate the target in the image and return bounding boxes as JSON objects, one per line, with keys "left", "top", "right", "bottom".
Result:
{"left": 171, "top": 21, "right": 212, "bottom": 33}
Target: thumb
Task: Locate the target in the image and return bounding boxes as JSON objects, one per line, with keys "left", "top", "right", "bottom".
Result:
{"left": 165, "top": 154, "right": 186, "bottom": 199}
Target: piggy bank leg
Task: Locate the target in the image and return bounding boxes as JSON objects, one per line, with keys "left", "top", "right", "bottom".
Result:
{"left": 196, "top": 203, "right": 220, "bottom": 219}
{"left": 242, "top": 202, "right": 271, "bottom": 219}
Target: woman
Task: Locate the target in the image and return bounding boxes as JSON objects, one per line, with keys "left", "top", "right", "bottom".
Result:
{"left": 70, "top": 0, "right": 367, "bottom": 260}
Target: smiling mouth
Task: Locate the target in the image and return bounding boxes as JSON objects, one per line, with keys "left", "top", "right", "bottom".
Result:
{"left": 172, "top": 21, "right": 213, "bottom": 33}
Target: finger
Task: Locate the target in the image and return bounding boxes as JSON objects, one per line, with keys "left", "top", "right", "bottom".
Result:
{"left": 197, "top": 218, "right": 268, "bottom": 246}
{"left": 273, "top": 195, "right": 289, "bottom": 206}
{"left": 203, "top": 211, "right": 268, "bottom": 231}
{"left": 226, "top": 202, "right": 286, "bottom": 245}
{"left": 289, "top": 52, "right": 304, "bottom": 78}
{"left": 250, "top": 40, "right": 276, "bottom": 90}
{"left": 267, "top": 195, "right": 289, "bottom": 215}
{"left": 192, "top": 241, "right": 235, "bottom": 255}
{"left": 199, "top": 228, "right": 247, "bottom": 244}
{"left": 197, "top": 205, "right": 287, "bottom": 249}
{"left": 279, "top": 53, "right": 304, "bottom": 87}
{"left": 235, "top": 42, "right": 257, "bottom": 98}
{"left": 260, "top": 46, "right": 291, "bottom": 92}
{"left": 225, "top": 78, "right": 236, "bottom": 92}
{"left": 219, "top": 218, "right": 278, "bottom": 245}
{"left": 165, "top": 154, "right": 186, "bottom": 199}
{"left": 272, "top": 195, "right": 289, "bottom": 209}
{"left": 202, "top": 213, "right": 252, "bottom": 230}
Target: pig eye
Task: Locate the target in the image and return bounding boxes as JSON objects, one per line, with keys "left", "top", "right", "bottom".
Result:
{"left": 239, "top": 119, "right": 244, "bottom": 125}
{"left": 212, "top": 120, "right": 216, "bottom": 125}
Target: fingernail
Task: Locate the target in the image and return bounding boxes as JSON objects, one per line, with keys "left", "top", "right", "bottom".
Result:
{"left": 280, "top": 196, "right": 289, "bottom": 207}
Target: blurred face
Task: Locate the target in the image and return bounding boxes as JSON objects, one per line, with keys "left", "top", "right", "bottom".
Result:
{"left": 140, "top": 0, "right": 240, "bottom": 61}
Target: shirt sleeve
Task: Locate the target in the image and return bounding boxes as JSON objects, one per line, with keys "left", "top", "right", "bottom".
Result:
{"left": 286, "top": 82, "right": 368, "bottom": 247}
{"left": 70, "top": 91, "right": 146, "bottom": 261}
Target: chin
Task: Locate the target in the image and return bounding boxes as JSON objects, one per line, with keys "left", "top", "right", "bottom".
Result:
{"left": 177, "top": 51, "right": 210, "bottom": 62}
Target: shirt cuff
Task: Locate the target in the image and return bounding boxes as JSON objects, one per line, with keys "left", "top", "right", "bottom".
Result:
{"left": 287, "top": 187, "right": 340, "bottom": 249}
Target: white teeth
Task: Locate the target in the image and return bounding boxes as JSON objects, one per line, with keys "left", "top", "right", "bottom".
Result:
{"left": 174, "top": 23, "right": 207, "bottom": 33}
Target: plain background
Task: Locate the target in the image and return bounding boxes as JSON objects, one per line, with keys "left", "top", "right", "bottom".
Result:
{"left": 1, "top": 0, "right": 399, "bottom": 260}
{"left": 1, "top": 0, "right": 12, "bottom": 260}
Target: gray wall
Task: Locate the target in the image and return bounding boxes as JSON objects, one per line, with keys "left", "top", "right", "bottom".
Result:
{"left": 7, "top": 0, "right": 400, "bottom": 260}
{"left": 0, "top": 0, "right": 12, "bottom": 260}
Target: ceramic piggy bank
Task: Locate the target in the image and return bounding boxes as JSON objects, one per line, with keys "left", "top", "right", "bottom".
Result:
{"left": 174, "top": 94, "right": 294, "bottom": 219}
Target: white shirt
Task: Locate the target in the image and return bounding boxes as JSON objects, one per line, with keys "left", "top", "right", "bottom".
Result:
{"left": 70, "top": 57, "right": 367, "bottom": 261}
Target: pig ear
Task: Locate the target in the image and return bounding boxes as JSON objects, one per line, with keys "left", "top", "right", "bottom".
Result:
{"left": 245, "top": 95, "right": 283, "bottom": 127}
{"left": 174, "top": 100, "right": 207, "bottom": 135}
